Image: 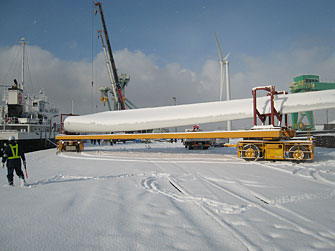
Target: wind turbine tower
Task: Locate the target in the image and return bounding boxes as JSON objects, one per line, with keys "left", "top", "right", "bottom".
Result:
{"left": 214, "top": 33, "right": 224, "bottom": 102}
{"left": 214, "top": 33, "right": 232, "bottom": 131}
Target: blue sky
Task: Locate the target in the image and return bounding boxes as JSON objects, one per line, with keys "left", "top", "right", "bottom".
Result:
{"left": 2, "top": 0, "right": 334, "bottom": 68}
{"left": 1, "top": 0, "right": 335, "bottom": 126}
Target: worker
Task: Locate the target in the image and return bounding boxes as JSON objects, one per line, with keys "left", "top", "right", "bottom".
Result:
{"left": 1, "top": 136, "right": 26, "bottom": 187}
{"left": 13, "top": 79, "right": 18, "bottom": 89}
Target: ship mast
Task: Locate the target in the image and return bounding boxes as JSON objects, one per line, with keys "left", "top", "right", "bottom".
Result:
{"left": 20, "top": 37, "right": 26, "bottom": 90}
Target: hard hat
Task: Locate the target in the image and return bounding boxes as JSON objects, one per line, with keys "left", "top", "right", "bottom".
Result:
{"left": 8, "top": 136, "right": 15, "bottom": 141}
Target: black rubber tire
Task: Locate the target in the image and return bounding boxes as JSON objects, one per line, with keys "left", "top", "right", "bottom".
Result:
{"left": 288, "top": 145, "right": 309, "bottom": 162}
{"left": 241, "top": 144, "right": 260, "bottom": 161}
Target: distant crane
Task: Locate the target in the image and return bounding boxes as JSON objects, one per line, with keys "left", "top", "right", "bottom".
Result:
{"left": 94, "top": 1, "right": 126, "bottom": 110}
{"left": 97, "top": 30, "right": 119, "bottom": 111}
{"left": 214, "top": 33, "right": 231, "bottom": 131}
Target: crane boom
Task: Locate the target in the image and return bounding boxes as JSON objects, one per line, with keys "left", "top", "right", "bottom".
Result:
{"left": 95, "top": 1, "right": 125, "bottom": 110}
{"left": 97, "top": 30, "right": 120, "bottom": 108}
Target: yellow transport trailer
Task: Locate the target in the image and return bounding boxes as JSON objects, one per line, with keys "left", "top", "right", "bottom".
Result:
{"left": 56, "top": 86, "right": 314, "bottom": 162}
{"left": 56, "top": 127, "right": 314, "bottom": 162}
{"left": 237, "top": 139, "right": 313, "bottom": 161}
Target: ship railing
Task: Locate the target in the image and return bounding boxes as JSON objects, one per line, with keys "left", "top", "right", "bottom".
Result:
{"left": 4, "top": 116, "right": 53, "bottom": 126}
{"left": 0, "top": 129, "right": 19, "bottom": 133}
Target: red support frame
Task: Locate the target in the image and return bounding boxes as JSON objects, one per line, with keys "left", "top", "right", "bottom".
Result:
{"left": 252, "top": 86, "right": 288, "bottom": 127}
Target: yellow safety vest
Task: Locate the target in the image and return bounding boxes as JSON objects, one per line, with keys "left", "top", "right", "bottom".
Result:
{"left": 8, "top": 144, "right": 20, "bottom": 160}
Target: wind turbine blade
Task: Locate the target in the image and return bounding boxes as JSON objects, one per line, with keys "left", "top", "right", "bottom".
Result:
{"left": 64, "top": 90, "right": 335, "bottom": 133}
{"left": 223, "top": 52, "right": 230, "bottom": 61}
{"left": 214, "top": 32, "right": 224, "bottom": 61}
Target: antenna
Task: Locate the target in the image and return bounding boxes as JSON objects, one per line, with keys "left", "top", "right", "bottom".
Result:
{"left": 20, "top": 37, "right": 26, "bottom": 90}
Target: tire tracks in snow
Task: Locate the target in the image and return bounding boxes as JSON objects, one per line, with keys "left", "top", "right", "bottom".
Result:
{"left": 141, "top": 160, "right": 335, "bottom": 249}
{"left": 140, "top": 172, "right": 248, "bottom": 214}
{"left": 58, "top": 150, "right": 335, "bottom": 248}
{"left": 59, "top": 151, "right": 243, "bottom": 165}
{"left": 26, "top": 173, "right": 140, "bottom": 188}
{"left": 198, "top": 175, "right": 335, "bottom": 247}
{"left": 252, "top": 160, "right": 335, "bottom": 186}
{"left": 168, "top": 175, "right": 259, "bottom": 251}
{"left": 143, "top": 162, "right": 258, "bottom": 251}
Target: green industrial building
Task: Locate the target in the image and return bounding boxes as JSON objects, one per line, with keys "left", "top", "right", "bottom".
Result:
{"left": 290, "top": 75, "right": 335, "bottom": 130}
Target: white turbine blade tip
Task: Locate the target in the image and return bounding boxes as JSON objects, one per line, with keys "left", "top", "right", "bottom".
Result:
{"left": 224, "top": 52, "right": 230, "bottom": 61}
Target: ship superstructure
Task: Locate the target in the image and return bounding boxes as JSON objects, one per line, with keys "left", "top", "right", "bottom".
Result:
{"left": 0, "top": 38, "right": 59, "bottom": 154}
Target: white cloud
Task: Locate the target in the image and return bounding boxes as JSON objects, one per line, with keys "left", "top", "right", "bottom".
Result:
{"left": 0, "top": 44, "right": 334, "bottom": 129}
{"left": 232, "top": 47, "right": 335, "bottom": 97}
{"left": 112, "top": 49, "right": 219, "bottom": 107}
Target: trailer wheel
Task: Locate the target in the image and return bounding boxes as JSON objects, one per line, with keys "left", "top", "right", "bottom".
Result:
{"left": 241, "top": 144, "right": 260, "bottom": 161}
{"left": 288, "top": 145, "right": 309, "bottom": 162}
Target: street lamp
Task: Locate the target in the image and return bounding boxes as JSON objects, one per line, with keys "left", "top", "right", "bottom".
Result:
{"left": 172, "top": 97, "right": 177, "bottom": 132}
{"left": 172, "top": 96, "right": 176, "bottom": 106}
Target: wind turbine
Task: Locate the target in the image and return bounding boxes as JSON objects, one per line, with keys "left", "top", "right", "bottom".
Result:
{"left": 214, "top": 33, "right": 232, "bottom": 131}
{"left": 214, "top": 33, "right": 224, "bottom": 102}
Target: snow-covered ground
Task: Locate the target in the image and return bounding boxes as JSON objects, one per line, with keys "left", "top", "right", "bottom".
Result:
{"left": 1, "top": 141, "right": 335, "bottom": 250}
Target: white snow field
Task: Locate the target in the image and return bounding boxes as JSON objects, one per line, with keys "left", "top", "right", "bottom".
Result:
{"left": 1, "top": 141, "right": 335, "bottom": 250}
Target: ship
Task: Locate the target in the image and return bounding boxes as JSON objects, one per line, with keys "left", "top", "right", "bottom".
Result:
{"left": 0, "top": 38, "right": 59, "bottom": 155}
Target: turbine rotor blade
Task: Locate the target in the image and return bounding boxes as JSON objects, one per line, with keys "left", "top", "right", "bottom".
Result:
{"left": 214, "top": 32, "right": 224, "bottom": 61}
{"left": 223, "top": 52, "right": 230, "bottom": 61}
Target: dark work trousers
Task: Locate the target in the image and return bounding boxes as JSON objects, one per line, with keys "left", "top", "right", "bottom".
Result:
{"left": 7, "top": 165, "right": 24, "bottom": 185}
